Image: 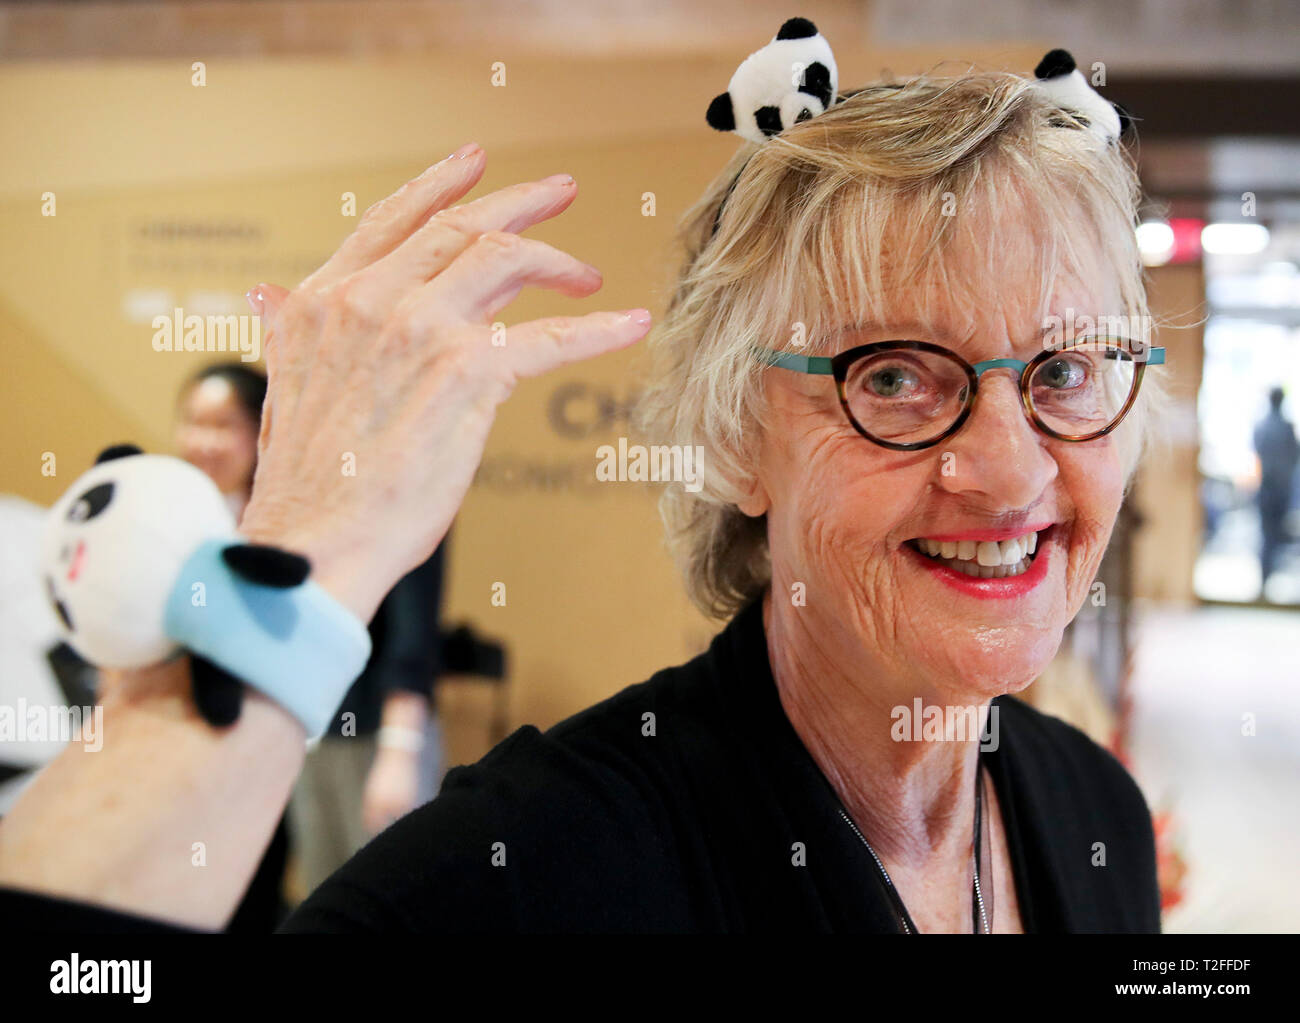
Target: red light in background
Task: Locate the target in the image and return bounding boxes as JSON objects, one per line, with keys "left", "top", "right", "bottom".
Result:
{"left": 1168, "top": 218, "right": 1205, "bottom": 264}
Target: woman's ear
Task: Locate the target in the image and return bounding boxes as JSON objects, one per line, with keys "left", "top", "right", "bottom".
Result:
{"left": 735, "top": 474, "right": 771, "bottom": 517}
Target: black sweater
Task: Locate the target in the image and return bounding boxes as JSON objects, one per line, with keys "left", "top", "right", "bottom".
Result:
{"left": 2, "top": 596, "right": 1161, "bottom": 933}
{"left": 326, "top": 542, "right": 446, "bottom": 738}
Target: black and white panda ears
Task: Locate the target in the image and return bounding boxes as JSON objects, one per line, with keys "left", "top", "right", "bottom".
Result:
{"left": 705, "top": 25, "right": 1133, "bottom": 149}
{"left": 1032, "top": 48, "right": 1132, "bottom": 145}
{"left": 706, "top": 17, "right": 839, "bottom": 145}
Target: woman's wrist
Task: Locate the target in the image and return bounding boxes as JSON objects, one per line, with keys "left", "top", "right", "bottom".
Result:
{"left": 237, "top": 504, "right": 389, "bottom": 624}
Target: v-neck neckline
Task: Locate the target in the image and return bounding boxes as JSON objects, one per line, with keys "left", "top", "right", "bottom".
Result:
{"left": 721, "top": 595, "right": 1043, "bottom": 933}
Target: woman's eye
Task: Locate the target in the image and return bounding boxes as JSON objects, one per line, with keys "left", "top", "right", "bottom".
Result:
{"left": 867, "top": 366, "right": 916, "bottom": 397}
{"left": 1038, "top": 357, "right": 1086, "bottom": 389}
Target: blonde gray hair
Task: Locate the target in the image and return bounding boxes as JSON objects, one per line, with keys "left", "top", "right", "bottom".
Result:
{"left": 636, "top": 68, "right": 1170, "bottom": 620}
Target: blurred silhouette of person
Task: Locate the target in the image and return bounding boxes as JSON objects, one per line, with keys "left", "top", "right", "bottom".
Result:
{"left": 174, "top": 363, "right": 292, "bottom": 931}
{"left": 176, "top": 362, "right": 448, "bottom": 900}
{"left": 1253, "top": 386, "right": 1299, "bottom": 594}
{"left": 290, "top": 544, "right": 447, "bottom": 895}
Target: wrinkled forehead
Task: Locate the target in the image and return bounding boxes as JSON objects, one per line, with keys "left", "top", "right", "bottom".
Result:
{"left": 830, "top": 271, "right": 1120, "bottom": 360}
{"left": 794, "top": 169, "right": 1125, "bottom": 358}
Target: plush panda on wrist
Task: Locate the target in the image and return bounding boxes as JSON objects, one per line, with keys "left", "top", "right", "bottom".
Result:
{"left": 43, "top": 444, "right": 310, "bottom": 727}
{"left": 706, "top": 17, "right": 839, "bottom": 144}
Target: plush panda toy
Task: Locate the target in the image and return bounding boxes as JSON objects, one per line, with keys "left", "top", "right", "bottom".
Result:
{"left": 707, "top": 25, "right": 1128, "bottom": 151}
{"left": 43, "top": 444, "right": 310, "bottom": 726}
{"left": 704, "top": 27, "right": 1134, "bottom": 241}
{"left": 1033, "top": 48, "right": 1132, "bottom": 145}
{"left": 706, "top": 17, "right": 839, "bottom": 144}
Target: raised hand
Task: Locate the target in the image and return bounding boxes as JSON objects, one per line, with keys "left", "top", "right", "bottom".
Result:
{"left": 240, "top": 144, "right": 651, "bottom": 621}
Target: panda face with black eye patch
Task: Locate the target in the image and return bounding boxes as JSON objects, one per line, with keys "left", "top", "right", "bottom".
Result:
{"left": 43, "top": 449, "right": 237, "bottom": 668}
{"left": 706, "top": 17, "right": 840, "bottom": 145}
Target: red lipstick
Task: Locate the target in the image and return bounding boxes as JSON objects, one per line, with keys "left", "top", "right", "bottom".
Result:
{"left": 904, "top": 526, "right": 1054, "bottom": 599}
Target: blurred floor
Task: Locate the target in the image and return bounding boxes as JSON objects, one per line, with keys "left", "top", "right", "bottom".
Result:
{"left": 1129, "top": 603, "right": 1300, "bottom": 932}
{"left": 1195, "top": 505, "right": 1300, "bottom": 604}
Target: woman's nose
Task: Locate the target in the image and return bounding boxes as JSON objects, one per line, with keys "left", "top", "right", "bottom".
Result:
{"left": 937, "top": 373, "right": 1057, "bottom": 505}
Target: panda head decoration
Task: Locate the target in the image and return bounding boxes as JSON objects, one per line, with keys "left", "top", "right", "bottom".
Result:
{"left": 704, "top": 23, "right": 1133, "bottom": 236}
{"left": 706, "top": 17, "right": 839, "bottom": 145}
{"left": 43, "top": 445, "right": 238, "bottom": 668}
{"left": 43, "top": 445, "right": 313, "bottom": 727}
{"left": 1032, "top": 48, "right": 1132, "bottom": 147}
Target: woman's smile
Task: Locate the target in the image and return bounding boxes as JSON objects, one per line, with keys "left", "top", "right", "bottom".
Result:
{"left": 901, "top": 522, "right": 1059, "bottom": 599}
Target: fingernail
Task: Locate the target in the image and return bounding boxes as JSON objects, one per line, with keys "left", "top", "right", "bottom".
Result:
{"left": 449, "top": 142, "right": 482, "bottom": 160}
{"left": 543, "top": 173, "right": 575, "bottom": 187}
{"left": 245, "top": 288, "right": 264, "bottom": 315}
{"left": 623, "top": 308, "right": 652, "bottom": 325}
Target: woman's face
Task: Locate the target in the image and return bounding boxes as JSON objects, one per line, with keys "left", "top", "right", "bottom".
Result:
{"left": 744, "top": 267, "right": 1130, "bottom": 701}
{"left": 174, "top": 376, "right": 259, "bottom": 497}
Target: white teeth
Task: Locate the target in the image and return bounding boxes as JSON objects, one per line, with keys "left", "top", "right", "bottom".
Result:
{"left": 912, "top": 528, "right": 1048, "bottom": 571}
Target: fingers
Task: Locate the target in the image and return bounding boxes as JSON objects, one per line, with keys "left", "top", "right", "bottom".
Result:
{"left": 246, "top": 283, "right": 290, "bottom": 321}
{"left": 246, "top": 282, "right": 291, "bottom": 369}
{"left": 421, "top": 231, "right": 603, "bottom": 324}
{"left": 372, "top": 173, "right": 580, "bottom": 289}
{"left": 495, "top": 309, "right": 652, "bottom": 381}
{"left": 301, "top": 143, "right": 486, "bottom": 289}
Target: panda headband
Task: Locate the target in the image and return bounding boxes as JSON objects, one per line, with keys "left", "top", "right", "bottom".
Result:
{"left": 705, "top": 17, "right": 1133, "bottom": 237}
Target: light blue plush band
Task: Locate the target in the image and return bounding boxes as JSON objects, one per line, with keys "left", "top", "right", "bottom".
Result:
{"left": 164, "top": 538, "right": 372, "bottom": 740}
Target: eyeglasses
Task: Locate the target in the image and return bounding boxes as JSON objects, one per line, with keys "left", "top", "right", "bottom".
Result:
{"left": 755, "top": 336, "right": 1166, "bottom": 451}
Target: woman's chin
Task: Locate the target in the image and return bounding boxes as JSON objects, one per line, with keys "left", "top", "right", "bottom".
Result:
{"left": 927, "top": 630, "right": 1062, "bottom": 700}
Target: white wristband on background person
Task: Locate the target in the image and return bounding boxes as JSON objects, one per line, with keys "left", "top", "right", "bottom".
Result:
{"left": 377, "top": 725, "right": 426, "bottom": 753}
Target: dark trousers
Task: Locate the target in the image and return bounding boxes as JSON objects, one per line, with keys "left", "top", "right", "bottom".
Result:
{"left": 1259, "top": 487, "right": 1291, "bottom": 583}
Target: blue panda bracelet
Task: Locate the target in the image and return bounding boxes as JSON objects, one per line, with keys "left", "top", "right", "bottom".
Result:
{"left": 164, "top": 539, "right": 372, "bottom": 740}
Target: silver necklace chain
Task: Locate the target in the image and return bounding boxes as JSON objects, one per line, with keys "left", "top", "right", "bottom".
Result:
{"left": 839, "top": 758, "right": 991, "bottom": 934}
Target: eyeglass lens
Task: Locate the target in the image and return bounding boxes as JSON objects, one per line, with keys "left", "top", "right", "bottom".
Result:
{"left": 841, "top": 343, "right": 1140, "bottom": 445}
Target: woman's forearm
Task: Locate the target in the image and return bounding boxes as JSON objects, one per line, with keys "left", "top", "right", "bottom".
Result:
{"left": 0, "top": 656, "right": 304, "bottom": 930}
{"left": 0, "top": 534, "right": 381, "bottom": 928}
{"left": 0, "top": 145, "right": 648, "bottom": 930}
{"left": 380, "top": 690, "right": 430, "bottom": 732}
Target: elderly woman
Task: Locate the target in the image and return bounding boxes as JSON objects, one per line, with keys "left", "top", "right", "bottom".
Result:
{"left": 0, "top": 49, "right": 1163, "bottom": 934}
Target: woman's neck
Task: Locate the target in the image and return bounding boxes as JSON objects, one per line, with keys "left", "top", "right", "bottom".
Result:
{"left": 761, "top": 587, "right": 986, "bottom": 871}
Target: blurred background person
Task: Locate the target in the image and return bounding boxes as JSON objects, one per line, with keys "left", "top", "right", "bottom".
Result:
{"left": 1252, "top": 386, "right": 1298, "bottom": 597}
{"left": 174, "top": 363, "right": 292, "bottom": 930}
{"left": 175, "top": 361, "right": 449, "bottom": 900}
{"left": 289, "top": 542, "right": 447, "bottom": 895}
